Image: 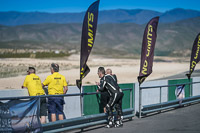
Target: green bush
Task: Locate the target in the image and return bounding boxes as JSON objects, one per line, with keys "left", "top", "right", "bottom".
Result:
{"left": 0, "top": 52, "right": 70, "bottom": 58}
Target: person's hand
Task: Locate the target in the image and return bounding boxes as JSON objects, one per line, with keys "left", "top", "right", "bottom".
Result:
{"left": 95, "top": 81, "right": 100, "bottom": 86}
{"left": 22, "top": 86, "right": 27, "bottom": 89}
{"left": 96, "top": 89, "right": 99, "bottom": 92}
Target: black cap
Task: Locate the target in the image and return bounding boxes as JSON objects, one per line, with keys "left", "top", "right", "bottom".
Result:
{"left": 27, "top": 67, "right": 35, "bottom": 72}
{"left": 51, "top": 63, "right": 59, "bottom": 72}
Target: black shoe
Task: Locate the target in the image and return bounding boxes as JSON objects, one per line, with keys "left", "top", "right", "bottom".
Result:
{"left": 114, "top": 120, "right": 123, "bottom": 128}
{"left": 106, "top": 116, "right": 115, "bottom": 128}
{"left": 105, "top": 124, "right": 114, "bottom": 128}
{"left": 114, "top": 123, "right": 123, "bottom": 128}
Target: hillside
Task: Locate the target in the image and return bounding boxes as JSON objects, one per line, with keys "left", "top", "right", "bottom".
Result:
{"left": 159, "top": 8, "right": 200, "bottom": 23}
{"left": 0, "top": 8, "right": 200, "bottom": 25}
{"left": 0, "top": 17, "right": 200, "bottom": 56}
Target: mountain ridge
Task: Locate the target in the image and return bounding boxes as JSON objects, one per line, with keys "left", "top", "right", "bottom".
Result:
{"left": 0, "top": 8, "right": 200, "bottom": 26}
{"left": 0, "top": 16, "right": 200, "bottom": 56}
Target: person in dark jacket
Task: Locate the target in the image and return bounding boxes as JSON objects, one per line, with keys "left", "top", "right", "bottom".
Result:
{"left": 99, "top": 68, "right": 118, "bottom": 113}
{"left": 106, "top": 68, "right": 117, "bottom": 82}
{"left": 96, "top": 67, "right": 124, "bottom": 128}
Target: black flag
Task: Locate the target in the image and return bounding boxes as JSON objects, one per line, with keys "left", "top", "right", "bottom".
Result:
{"left": 186, "top": 33, "right": 200, "bottom": 79}
{"left": 76, "top": 0, "right": 100, "bottom": 89}
{"left": 138, "top": 16, "right": 159, "bottom": 85}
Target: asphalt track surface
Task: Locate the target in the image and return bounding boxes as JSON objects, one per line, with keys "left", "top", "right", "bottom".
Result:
{"left": 73, "top": 103, "right": 200, "bottom": 133}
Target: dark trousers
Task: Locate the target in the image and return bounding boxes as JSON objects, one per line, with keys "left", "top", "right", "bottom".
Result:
{"left": 106, "top": 92, "right": 124, "bottom": 122}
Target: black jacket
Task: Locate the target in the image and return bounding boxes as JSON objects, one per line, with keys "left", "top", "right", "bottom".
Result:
{"left": 98, "top": 74, "right": 122, "bottom": 96}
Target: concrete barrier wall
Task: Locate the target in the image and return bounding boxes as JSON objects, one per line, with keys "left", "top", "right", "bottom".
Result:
{"left": 64, "top": 86, "right": 81, "bottom": 119}
{"left": 134, "top": 80, "right": 168, "bottom": 113}
{"left": 1, "top": 77, "right": 200, "bottom": 117}
{"left": 0, "top": 86, "right": 81, "bottom": 119}
{"left": 82, "top": 83, "right": 134, "bottom": 116}
{"left": 0, "top": 89, "right": 29, "bottom": 98}
{"left": 193, "top": 77, "right": 200, "bottom": 96}
{"left": 134, "top": 77, "right": 200, "bottom": 113}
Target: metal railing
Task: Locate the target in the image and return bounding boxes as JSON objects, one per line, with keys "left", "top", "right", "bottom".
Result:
{"left": 0, "top": 88, "right": 134, "bottom": 132}
{"left": 141, "top": 95, "right": 200, "bottom": 115}
{"left": 139, "top": 81, "right": 200, "bottom": 118}
{"left": 42, "top": 108, "right": 134, "bottom": 133}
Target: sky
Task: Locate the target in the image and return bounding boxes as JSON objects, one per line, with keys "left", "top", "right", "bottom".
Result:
{"left": 0, "top": 0, "right": 200, "bottom": 13}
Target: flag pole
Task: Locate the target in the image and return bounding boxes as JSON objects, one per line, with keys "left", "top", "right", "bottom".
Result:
{"left": 80, "top": 86, "right": 84, "bottom": 116}
{"left": 187, "top": 74, "right": 192, "bottom": 97}
{"left": 76, "top": 0, "right": 100, "bottom": 116}
{"left": 139, "top": 84, "right": 142, "bottom": 118}
{"left": 137, "top": 17, "right": 159, "bottom": 118}
{"left": 138, "top": 77, "right": 145, "bottom": 118}
{"left": 186, "top": 32, "right": 200, "bottom": 97}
